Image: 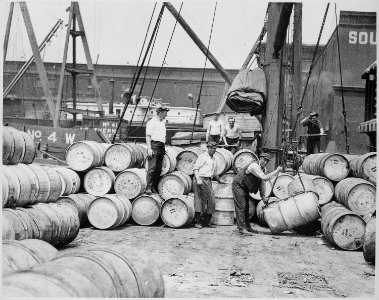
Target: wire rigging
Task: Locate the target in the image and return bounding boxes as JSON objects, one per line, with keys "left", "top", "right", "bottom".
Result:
{"left": 190, "top": 2, "right": 218, "bottom": 143}
{"left": 125, "top": 3, "right": 160, "bottom": 141}
{"left": 127, "top": 2, "right": 184, "bottom": 138}
{"left": 334, "top": 4, "right": 350, "bottom": 154}
{"left": 112, "top": 4, "right": 166, "bottom": 143}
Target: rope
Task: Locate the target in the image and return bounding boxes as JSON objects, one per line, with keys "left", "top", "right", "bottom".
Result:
{"left": 127, "top": 2, "right": 184, "bottom": 138}
{"left": 190, "top": 2, "right": 218, "bottom": 143}
{"left": 37, "top": 149, "right": 67, "bottom": 164}
{"left": 125, "top": 5, "right": 161, "bottom": 142}
{"left": 112, "top": 4, "right": 165, "bottom": 143}
{"left": 282, "top": 3, "right": 329, "bottom": 172}
{"left": 334, "top": 4, "right": 349, "bottom": 154}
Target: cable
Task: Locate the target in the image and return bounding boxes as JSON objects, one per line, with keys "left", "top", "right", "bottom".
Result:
{"left": 128, "top": 2, "right": 184, "bottom": 138}
{"left": 334, "top": 4, "right": 349, "bottom": 154}
{"left": 190, "top": 2, "right": 218, "bottom": 143}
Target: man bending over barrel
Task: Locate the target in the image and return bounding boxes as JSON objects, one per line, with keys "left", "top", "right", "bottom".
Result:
{"left": 232, "top": 153, "right": 281, "bottom": 235}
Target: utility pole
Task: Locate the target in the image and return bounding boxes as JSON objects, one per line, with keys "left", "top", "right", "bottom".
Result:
{"left": 292, "top": 3, "right": 302, "bottom": 131}
{"left": 262, "top": 3, "right": 291, "bottom": 169}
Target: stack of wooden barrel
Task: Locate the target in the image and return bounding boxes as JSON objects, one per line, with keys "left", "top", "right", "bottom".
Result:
{"left": 2, "top": 126, "right": 84, "bottom": 246}
{"left": 2, "top": 242, "right": 165, "bottom": 297}
{"left": 300, "top": 153, "right": 376, "bottom": 254}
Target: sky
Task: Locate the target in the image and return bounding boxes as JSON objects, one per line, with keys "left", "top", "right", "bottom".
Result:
{"left": 1, "top": 0, "right": 378, "bottom": 70}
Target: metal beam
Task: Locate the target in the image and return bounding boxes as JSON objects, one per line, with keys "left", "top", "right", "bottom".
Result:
{"left": 74, "top": 2, "right": 103, "bottom": 112}
{"left": 55, "top": 2, "right": 74, "bottom": 126}
{"left": 291, "top": 3, "right": 302, "bottom": 130}
{"left": 163, "top": 2, "right": 232, "bottom": 85}
{"left": 4, "top": 19, "right": 62, "bottom": 99}
{"left": 3, "top": 2, "right": 14, "bottom": 64}
{"left": 262, "top": 2, "right": 285, "bottom": 168}
{"left": 19, "top": 2, "right": 57, "bottom": 127}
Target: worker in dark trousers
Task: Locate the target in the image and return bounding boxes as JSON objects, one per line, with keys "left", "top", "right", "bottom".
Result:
{"left": 300, "top": 111, "right": 324, "bottom": 155}
{"left": 193, "top": 141, "right": 225, "bottom": 228}
{"left": 145, "top": 105, "right": 169, "bottom": 194}
{"left": 232, "top": 153, "right": 281, "bottom": 235}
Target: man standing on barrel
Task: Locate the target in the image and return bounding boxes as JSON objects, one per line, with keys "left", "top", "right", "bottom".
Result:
{"left": 145, "top": 104, "right": 169, "bottom": 195}
{"left": 232, "top": 153, "right": 281, "bottom": 235}
{"left": 300, "top": 111, "right": 324, "bottom": 155}
{"left": 193, "top": 141, "right": 225, "bottom": 229}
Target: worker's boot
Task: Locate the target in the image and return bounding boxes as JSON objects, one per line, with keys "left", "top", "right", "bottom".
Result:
{"left": 203, "top": 214, "right": 216, "bottom": 228}
{"left": 194, "top": 212, "right": 202, "bottom": 229}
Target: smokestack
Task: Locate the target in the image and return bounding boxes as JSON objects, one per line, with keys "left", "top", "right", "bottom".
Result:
{"left": 109, "top": 79, "right": 115, "bottom": 114}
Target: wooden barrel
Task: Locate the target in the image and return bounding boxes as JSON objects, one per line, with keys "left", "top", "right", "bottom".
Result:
{"left": 2, "top": 208, "right": 34, "bottom": 240}
{"left": 40, "top": 166, "right": 63, "bottom": 202}
{"left": 56, "top": 193, "right": 96, "bottom": 227}
{"left": 270, "top": 173, "right": 294, "bottom": 199}
{"left": 2, "top": 239, "right": 58, "bottom": 275}
{"left": 6, "top": 126, "right": 26, "bottom": 164}
{"left": 263, "top": 191, "right": 320, "bottom": 234}
{"left": 220, "top": 171, "right": 236, "bottom": 183}
{"left": 104, "top": 143, "right": 139, "bottom": 172}
{"left": 334, "top": 178, "right": 376, "bottom": 216}
{"left": 2, "top": 165, "right": 21, "bottom": 207}
{"left": 345, "top": 153, "right": 376, "bottom": 185}
{"left": 114, "top": 168, "right": 147, "bottom": 199}
{"left": 88, "top": 194, "right": 132, "bottom": 229}
{"left": 28, "top": 164, "right": 51, "bottom": 203}
{"left": 132, "top": 194, "right": 164, "bottom": 225}
{"left": 6, "top": 165, "right": 33, "bottom": 207}
{"left": 158, "top": 146, "right": 182, "bottom": 176}
{"left": 212, "top": 196, "right": 235, "bottom": 226}
{"left": 16, "top": 164, "right": 40, "bottom": 204}
{"left": 296, "top": 174, "right": 334, "bottom": 205}
{"left": 3, "top": 245, "right": 164, "bottom": 297}
{"left": 66, "top": 141, "right": 105, "bottom": 172}
{"left": 256, "top": 197, "right": 279, "bottom": 226}
{"left": 2, "top": 126, "right": 15, "bottom": 164}
{"left": 287, "top": 175, "right": 317, "bottom": 196}
{"left": 321, "top": 202, "right": 366, "bottom": 250}
{"left": 249, "top": 180, "right": 273, "bottom": 200}
{"left": 214, "top": 148, "right": 234, "bottom": 175}
{"left": 232, "top": 149, "right": 258, "bottom": 173}
{"left": 212, "top": 181, "right": 233, "bottom": 198}
{"left": 84, "top": 166, "right": 115, "bottom": 196}
{"left": 54, "top": 167, "right": 81, "bottom": 195}
{"left": 20, "top": 131, "right": 36, "bottom": 164}
{"left": 363, "top": 216, "right": 376, "bottom": 263}
{"left": 2, "top": 216, "right": 16, "bottom": 240}
{"left": 302, "top": 153, "right": 350, "bottom": 181}
{"left": 158, "top": 170, "right": 192, "bottom": 200}
{"left": 160, "top": 194, "right": 195, "bottom": 228}
{"left": 1, "top": 167, "right": 10, "bottom": 207}
{"left": 135, "top": 143, "right": 148, "bottom": 167}
{"left": 176, "top": 147, "right": 204, "bottom": 175}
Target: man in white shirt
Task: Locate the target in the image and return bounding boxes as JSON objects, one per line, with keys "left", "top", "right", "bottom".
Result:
{"left": 145, "top": 105, "right": 169, "bottom": 194}
{"left": 223, "top": 117, "right": 242, "bottom": 154}
{"left": 232, "top": 153, "right": 281, "bottom": 235}
{"left": 193, "top": 141, "right": 225, "bottom": 229}
{"left": 206, "top": 112, "right": 224, "bottom": 144}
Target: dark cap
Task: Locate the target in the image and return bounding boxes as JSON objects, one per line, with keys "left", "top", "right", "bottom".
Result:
{"left": 207, "top": 141, "right": 218, "bottom": 148}
{"left": 259, "top": 153, "right": 272, "bottom": 161}
{"left": 309, "top": 111, "right": 319, "bottom": 117}
{"left": 156, "top": 104, "right": 170, "bottom": 112}
{"left": 213, "top": 111, "right": 220, "bottom": 115}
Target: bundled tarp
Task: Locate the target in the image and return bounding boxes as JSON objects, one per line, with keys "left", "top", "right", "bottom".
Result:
{"left": 226, "top": 68, "right": 266, "bottom": 115}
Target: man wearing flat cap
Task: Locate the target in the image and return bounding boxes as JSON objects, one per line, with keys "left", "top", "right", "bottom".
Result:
{"left": 145, "top": 104, "right": 169, "bottom": 194}
{"left": 206, "top": 112, "right": 224, "bottom": 144}
{"left": 192, "top": 141, "right": 225, "bottom": 229}
{"left": 232, "top": 152, "right": 281, "bottom": 235}
{"left": 300, "top": 111, "right": 324, "bottom": 155}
